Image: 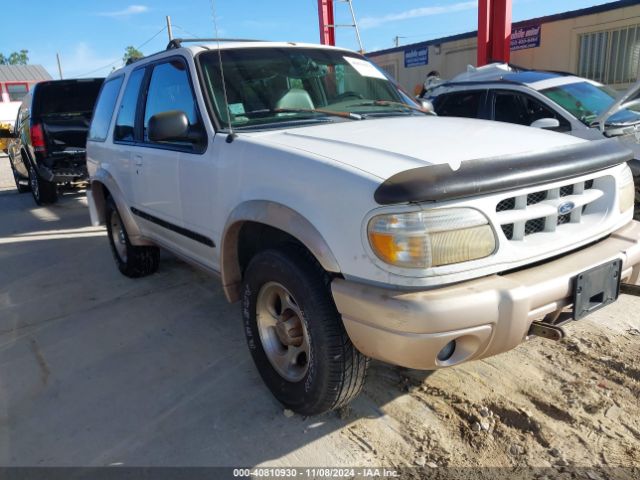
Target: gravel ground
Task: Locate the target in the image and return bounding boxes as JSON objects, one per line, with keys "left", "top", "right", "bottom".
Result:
{"left": 0, "top": 154, "right": 638, "bottom": 475}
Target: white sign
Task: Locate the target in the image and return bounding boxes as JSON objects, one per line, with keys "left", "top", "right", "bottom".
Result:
{"left": 344, "top": 56, "right": 387, "bottom": 80}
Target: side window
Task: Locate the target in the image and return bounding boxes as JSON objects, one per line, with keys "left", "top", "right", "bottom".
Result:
{"left": 435, "top": 91, "right": 483, "bottom": 118}
{"left": 521, "top": 94, "right": 571, "bottom": 131}
{"left": 143, "top": 59, "right": 200, "bottom": 146}
{"left": 494, "top": 91, "right": 570, "bottom": 131}
{"left": 14, "top": 107, "right": 21, "bottom": 135}
{"left": 115, "top": 68, "right": 145, "bottom": 142}
{"left": 493, "top": 92, "right": 529, "bottom": 125}
{"left": 88, "top": 76, "right": 124, "bottom": 142}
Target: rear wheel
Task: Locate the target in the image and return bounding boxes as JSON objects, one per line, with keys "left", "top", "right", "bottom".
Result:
{"left": 8, "top": 156, "right": 29, "bottom": 193}
{"left": 28, "top": 163, "right": 57, "bottom": 205}
{"left": 105, "top": 196, "right": 159, "bottom": 278}
{"left": 242, "top": 247, "right": 369, "bottom": 415}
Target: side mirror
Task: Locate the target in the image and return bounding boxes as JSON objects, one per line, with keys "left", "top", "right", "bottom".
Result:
{"left": 530, "top": 118, "right": 560, "bottom": 130}
{"left": 419, "top": 99, "right": 436, "bottom": 115}
{"left": 0, "top": 128, "right": 14, "bottom": 139}
{"left": 148, "top": 110, "right": 190, "bottom": 142}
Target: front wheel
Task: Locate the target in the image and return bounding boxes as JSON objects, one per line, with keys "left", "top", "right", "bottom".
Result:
{"left": 242, "top": 248, "right": 369, "bottom": 416}
{"left": 105, "top": 196, "right": 159, "bottom": 278}
{"left": 28, "top": 163, "right": 57, "bottom": 205}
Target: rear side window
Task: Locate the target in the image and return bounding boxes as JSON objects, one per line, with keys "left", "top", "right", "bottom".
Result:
{"left": 143, "top": 59, "right": 200, "bottom": 144}
{"left": 115, "top": 69, "right": 145, "bottom": 142}
{"left": 89, "top": 76, "right": 124, "bottom": 142}
{"left": 435, "top": 91, "right": 484, "bottom": 118}
{"left": 36, "top": 79, "right": 104, "bottom": 115}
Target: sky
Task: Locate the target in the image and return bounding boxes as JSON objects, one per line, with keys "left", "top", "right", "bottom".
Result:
{"left": 0, "top": 0, "right": 616, "bottom": 79}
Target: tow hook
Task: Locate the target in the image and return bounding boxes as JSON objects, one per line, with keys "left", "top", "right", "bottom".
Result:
{"left": 620, "top": 283, "right": 640, "bottom": 297}
{"left": 528, "top": 322, "right": 566, "bottom": 341}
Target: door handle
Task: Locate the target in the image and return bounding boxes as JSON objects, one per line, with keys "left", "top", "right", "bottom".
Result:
{"left": 134, "top": 154, "right": 143, "bottom": 166}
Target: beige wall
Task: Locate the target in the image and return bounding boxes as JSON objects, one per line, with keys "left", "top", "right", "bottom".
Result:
{"left": 370, "top": 4, "right": 640, "bottom": 94}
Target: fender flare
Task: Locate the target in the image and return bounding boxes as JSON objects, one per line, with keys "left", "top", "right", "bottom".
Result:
{"left": 220, "top": 200, "right": 341, "bottom": 302}
{"left": 90, "top": 168, "right": 153, "bottom": 246}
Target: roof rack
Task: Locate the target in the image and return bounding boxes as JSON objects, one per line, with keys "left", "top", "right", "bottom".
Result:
{"left": 166, "top": 38, "right": 265, "bottom": 50}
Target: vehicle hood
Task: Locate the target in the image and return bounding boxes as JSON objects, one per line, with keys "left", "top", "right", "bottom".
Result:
{"left": 249, "top": 116, "right": 585, "bottom": 179}
{"left": 593, "top": 78, "right": 640, "bottom": 131}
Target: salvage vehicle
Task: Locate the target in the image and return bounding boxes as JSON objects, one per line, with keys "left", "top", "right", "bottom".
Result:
{"left": 1, "top": 78, "right": 104, "bottom": 204}
{"left": 423, "top": 63, "right": 640, "bottom": 213}
{"left": 86, "top": 39, "right": 640, "bottom": 415}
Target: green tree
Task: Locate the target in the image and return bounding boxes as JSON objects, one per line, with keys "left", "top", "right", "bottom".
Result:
{"left": 0, "top": 50, "right": 29, "bottom": 65}
{"left": 123, "top": 46, "right": 143, "bottom": 64}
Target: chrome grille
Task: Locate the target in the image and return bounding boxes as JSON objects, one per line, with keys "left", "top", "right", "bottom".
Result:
{"left": 495, "top": 179, "right": 602, "bottom": 241}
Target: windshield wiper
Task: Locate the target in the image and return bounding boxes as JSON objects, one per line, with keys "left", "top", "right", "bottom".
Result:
{"left": 274, "top": 107, "right": 363, "bottom": 120}
{"left": 346, "top": 100, "right": 432, "bottom": 115}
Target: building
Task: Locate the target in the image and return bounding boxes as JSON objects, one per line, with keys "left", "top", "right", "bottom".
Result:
{"left": 367, "top": 0, "right": 640, "bottom": 94}
{"left": 0, "top": 64, "right": 52, "bottom": 124}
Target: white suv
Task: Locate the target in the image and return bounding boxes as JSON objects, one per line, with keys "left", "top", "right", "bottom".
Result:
{"left": 86, "top": 39, "right": 640, "bottom": 415}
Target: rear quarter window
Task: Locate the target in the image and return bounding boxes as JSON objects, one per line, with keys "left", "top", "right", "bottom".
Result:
{"left": 89, "top": 76, "right": 124, "bottom": 142}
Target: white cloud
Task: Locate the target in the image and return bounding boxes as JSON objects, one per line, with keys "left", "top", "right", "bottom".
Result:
{"left": 360, "top": 1, "right": 478, "bottom": 29}
{"left": 98, "top": 4, "right": 149, "bottom": 17}
{"left": 40, "top": 43, "right": 123, "bottom": 79}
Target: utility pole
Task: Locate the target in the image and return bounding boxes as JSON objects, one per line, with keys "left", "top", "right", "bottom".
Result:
{"left": 56, "top": 53, "right": 63, "bottom": 79}
{"left": 166, "top": 15, "right": 173, "bottom": 41}
{"left": 393, "top": 36, "right": 406, "bottom": 48}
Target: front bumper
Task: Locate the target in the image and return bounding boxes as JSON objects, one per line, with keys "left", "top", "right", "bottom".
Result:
{"left": 332, "top": 221, "right": 640, "bottom": 370}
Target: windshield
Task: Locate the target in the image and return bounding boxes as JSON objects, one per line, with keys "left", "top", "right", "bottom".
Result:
{"left": 198, "top": 47, "right": 413, "bottom": 130}
{"left": 541, "top": 81, "right": 640, "bottom": 127}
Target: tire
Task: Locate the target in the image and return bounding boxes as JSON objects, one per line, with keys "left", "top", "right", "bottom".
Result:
{"left": 8, "top": 156, "right": 30, "bottom": 193}
{"left": 105, "top": 196, "right": 160, "bottom": 278}
{"left": 28, "top": 162, "right": 57, "bottom": 205}
{"left": 634, "top": 185, "right": 640, "bottom": 221}
{"left": 242, "top": 247, "right": 369, "bottom": 415}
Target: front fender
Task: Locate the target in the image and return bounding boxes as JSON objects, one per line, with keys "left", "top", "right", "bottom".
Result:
{"left": 220, "top": 200, "right": 341, "bottom": 302}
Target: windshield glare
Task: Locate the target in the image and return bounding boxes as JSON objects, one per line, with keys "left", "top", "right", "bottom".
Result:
{"left": 198, "top": 47, "right": 410, "bottom": 129}
{"left": 541, "top": 81, "right": 640, "bottom": 127}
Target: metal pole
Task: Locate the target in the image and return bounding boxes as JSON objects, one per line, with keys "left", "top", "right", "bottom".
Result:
{"left": 347, "top": 0, "right": 364, "bottom": 53}
{"left": 318, "top": 0, "right": 336, "bottom": 45}
{"left": 56, "top": 53, "right": 63, "bottom": 79}
{"left": 166, "top": 15, "right": 173, "bottom": 41}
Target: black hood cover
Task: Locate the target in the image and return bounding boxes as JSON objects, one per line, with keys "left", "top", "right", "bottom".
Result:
{"left": 374, "top": 139, "right": 633, "bottom": 205}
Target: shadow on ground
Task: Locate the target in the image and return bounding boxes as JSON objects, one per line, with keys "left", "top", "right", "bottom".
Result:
{"left": 0, "top": 187, "right": 430, "bottom": 467}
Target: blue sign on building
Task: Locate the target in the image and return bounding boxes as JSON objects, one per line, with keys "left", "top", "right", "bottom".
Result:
{"left": 511, "top": 25, "right": 541, "bottom": 51}
{"left": 404, "top": 47, "right": 429, "bottom": 68}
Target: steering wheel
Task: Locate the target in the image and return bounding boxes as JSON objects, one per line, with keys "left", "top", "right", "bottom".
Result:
{"left": 334, "top": 91, "right": 364, "bottom": 101}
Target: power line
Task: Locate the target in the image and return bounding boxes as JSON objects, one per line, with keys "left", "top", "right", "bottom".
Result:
{"left": 172, "top": 24, "right": 204, "bottom": 39}
{"left": 74, "top": 26, "right": 167, "bottom": 78}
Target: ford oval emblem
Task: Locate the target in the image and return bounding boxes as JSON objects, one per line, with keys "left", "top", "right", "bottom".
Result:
{"left": 558, "top": 201, "right": 575, "bottom": 215}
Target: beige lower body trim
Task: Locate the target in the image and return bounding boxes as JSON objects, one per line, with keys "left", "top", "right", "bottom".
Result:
{"left": 332, "top": 221, "right": 640, "bottom": 370}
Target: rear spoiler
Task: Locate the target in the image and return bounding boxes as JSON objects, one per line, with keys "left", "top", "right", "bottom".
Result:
{"left": 374, "top": 139, "right": 633, "bottom": 205}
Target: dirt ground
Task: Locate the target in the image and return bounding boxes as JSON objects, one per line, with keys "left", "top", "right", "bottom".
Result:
{"left": 0, "top": 155, "right": 639, "bottom": 475}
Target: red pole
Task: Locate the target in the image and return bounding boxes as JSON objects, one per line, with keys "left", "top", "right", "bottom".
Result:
{"left": 477, "top": 0, "right": 491, "bottom": 66}
{"left": 318, "top": 0, "right": 336, "bottom": 46}
{"left": 477, "top": 0, "right": 512, "bottom": 66}
{"left": 491, "top": 0, "right": 512, "bottom": 64}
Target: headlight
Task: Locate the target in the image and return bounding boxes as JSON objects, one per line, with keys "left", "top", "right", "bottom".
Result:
{"left": 367, "top": 208, "right": 496, "bottom": 269}
{"left": 619, "top": 165, "right": 635, "bottom": 213}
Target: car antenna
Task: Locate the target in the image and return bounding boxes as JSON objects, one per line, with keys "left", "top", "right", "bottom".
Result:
{"left": 210, "top": 0, "right": 236, "bottom": 143}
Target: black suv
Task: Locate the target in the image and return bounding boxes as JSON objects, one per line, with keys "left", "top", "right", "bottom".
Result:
{"left": 4, "top": 78, "right": 103, "bottom": 205}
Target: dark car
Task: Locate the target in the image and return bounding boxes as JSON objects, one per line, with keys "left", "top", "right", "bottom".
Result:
{"left": 3, "top": 78, "right": 104, "bottom": 205}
